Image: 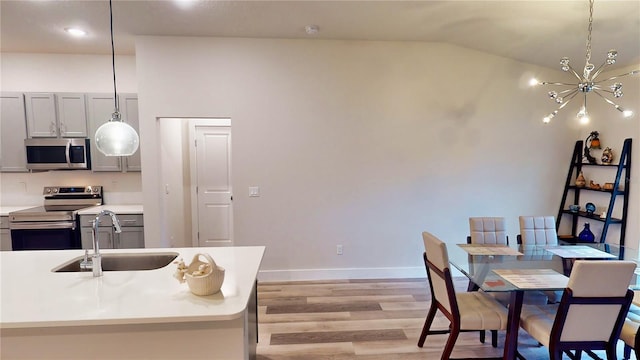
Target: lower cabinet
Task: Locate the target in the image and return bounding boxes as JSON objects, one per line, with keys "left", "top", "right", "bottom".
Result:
{"left": 1, "top": 216, "right": 11, "bottom": 251}
{"left": 80, "top": 214, "right": 144, "bottom": 249}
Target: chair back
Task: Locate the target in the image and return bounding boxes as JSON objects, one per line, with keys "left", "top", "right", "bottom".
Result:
{"left": 422, "top": 231, "right": 456, "bottom": 316}
{"left": 554, "top": 260, "right": 635, "bottom": 343}
{"left": 468, "top": 217, "right": 508, "bottom": 245}
{"left": 518, "top": 216, "right": 558, "bottom": 245}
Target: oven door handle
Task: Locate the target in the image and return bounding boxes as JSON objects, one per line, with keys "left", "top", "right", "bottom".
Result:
{"left": 10, "top": 222, "right": 76, "bottom": 230}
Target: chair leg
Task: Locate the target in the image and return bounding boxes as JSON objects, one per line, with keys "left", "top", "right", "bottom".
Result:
{"left": 479, "top": 330, "right": 485, "bottom": 344}
{"left": 417, "top": 302, "right": 438, "bottom": 347}
{"left": 549, "top": 348, "right": 563, "bottom": 360}
{"left": 623, "top": 344, "right": 631, "bottom": 360}
{"left": 605, "top": 344, "right": 617, "bottom": 360}
{"left": 491, "top": 330, "right": 498, "bottom": 348}
{"left": 441, "top": 325, "right": 460, "bottom": 360}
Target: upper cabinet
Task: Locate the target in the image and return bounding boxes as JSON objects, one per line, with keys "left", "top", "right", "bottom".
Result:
{"left": 24, "top": 93, "right": 88, "bottom": 138}
{"left": 86, "top": 93, "right": 140, "bottom": 172}
{"left": 0, "top": 92, "right": 29, "bottom": 172}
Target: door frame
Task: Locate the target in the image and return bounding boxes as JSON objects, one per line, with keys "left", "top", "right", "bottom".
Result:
{"left": 187, "top": 118, "right": 232, "bottom": 247}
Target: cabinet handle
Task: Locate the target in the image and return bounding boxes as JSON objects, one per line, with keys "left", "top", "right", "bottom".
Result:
{"left": 121, "top": 219, "right": 137, "bottom": 224}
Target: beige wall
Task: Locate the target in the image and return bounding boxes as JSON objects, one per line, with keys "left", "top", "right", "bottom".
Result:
{"left": 135, "top": 37, "right": 584, "bottom": 280}
{"left": 1, "top": 44, "right": 637, "bottom": 281}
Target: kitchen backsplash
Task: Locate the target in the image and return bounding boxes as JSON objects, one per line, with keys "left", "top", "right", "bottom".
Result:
{"left": 0, "top": 171, "right": 142, "bottom": 205}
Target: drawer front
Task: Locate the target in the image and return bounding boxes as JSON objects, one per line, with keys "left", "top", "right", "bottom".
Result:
{"left": 81, "top": 215, "right": 111, "bottom": 227}
{"left": 0, "top": 216, "right": 8, "bottom": 229}
{"left": 117, "top": 214, "right": 143, "bottom": 227}
{"left": 80, "top": 214, "right": 143, "bottom": 227}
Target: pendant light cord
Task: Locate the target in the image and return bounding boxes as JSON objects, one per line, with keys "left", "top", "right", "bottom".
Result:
{"left": 110, "top": 0, "right": 119, "bottom": 115}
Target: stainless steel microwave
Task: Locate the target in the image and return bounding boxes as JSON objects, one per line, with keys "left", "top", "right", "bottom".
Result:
{"left": 25, "top": 138, "right": 91, "bottom": 170}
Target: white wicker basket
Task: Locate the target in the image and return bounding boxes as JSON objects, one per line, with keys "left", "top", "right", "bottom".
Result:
{"left": 184, "top": 253, "right": 225, "bottom": 296}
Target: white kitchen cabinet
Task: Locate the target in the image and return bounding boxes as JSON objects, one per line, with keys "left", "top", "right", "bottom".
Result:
{"left": 1, "top": 216, "right": 11, "bottom": 251}
{"left": 80, "top": 213, "right": 144, "bottom": 249}
{"left": 86, "top": 93, "right": 140, "bottom": 172}
{"left": 0, "top": 92, "right": 29, "bottom": 172}
{"left": 24, "top": 93, "right": 87, "bottom": 138}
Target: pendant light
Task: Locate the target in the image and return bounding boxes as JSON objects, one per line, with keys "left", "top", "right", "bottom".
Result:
{"left": 95, "top": 0, "right": 139, "bottom": 156}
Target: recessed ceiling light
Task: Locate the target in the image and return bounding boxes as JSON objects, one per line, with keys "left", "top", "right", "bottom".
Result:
{"left": 65, "top": 27, "right": 87, "bottom": 37}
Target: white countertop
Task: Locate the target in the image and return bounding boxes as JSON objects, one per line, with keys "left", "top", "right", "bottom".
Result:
{"left": 0, "top": 246, "right": 265, "bottom": 329}
{"left": 0, "top": 206, "right": 38, "bottom": 216}
{"left": 77, "top": 204, "right": 143, "bottom": 215}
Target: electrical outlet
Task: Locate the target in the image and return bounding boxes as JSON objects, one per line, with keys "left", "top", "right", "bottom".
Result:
{"left": 336, "top": 245, "right": 343, "bottom": 255}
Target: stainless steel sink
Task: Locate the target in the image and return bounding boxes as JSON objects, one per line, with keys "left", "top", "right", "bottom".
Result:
{"left": 52, "top": 252, "right": 179, "bottom": 272}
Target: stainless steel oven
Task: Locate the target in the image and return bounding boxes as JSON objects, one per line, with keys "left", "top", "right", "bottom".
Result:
{"left": 9, "top": 186, "right": 103, "bottom": 250}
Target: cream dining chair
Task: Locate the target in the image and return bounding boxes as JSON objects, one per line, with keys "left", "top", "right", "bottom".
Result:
{"left": 468, "top": 217, "right": 509, "bottom": 245}
{"left": 518, "top": 260, "right": 635, "bottom": 360}
{"left": 620, "top": 291, "right": 640, "bottom": 360}
{"left": 517, "top": 215, "right": 558, "bottom": 245}
{"left": 418, "top": 231, "right": 508, "bottom": 359}
{"left": 517, "top": 215, "right": 563, "bottom": 303}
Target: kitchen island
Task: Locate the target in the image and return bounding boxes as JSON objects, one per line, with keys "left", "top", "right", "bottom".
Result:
{"left": 0, "top": 246, "right": 264, "bottom": 359}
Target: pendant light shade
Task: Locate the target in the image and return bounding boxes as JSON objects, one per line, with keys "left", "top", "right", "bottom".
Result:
{"left": 95, "top": 112, "right": 139, "bottom": 156}
{"left": 95, "top": 0, "right": 140, "bottom": 157}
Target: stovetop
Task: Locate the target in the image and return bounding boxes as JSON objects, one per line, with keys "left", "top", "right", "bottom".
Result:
{"left": 9, "top": 186, "right": 103, "bottom": 223}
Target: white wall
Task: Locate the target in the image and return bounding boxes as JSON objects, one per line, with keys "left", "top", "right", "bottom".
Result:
{"left": 0, "top": 53, "right": 142, "bottom": 205}
{"left": 135, "top": 37, "right": 583, "bottom": 280}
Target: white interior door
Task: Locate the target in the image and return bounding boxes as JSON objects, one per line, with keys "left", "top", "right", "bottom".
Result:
{"left": 189, "top": 119, "right": 233, "bottom": 247}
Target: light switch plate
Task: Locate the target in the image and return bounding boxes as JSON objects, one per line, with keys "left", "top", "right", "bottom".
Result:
{"left": 249, "top": 186, "right": 260, "bottom": 197}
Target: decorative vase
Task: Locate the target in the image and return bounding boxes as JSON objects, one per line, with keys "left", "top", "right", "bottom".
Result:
{"left": 575, "top": 171, "right": 586, "bottom": 187}
{"left": 578, "top": 223, "right": 595, "bottom": 243}
{"left": 601, "top": 147, "right": 614, "bottom": 165}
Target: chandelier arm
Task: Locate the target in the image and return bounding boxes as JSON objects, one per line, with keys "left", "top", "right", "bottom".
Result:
{"left": 541, "top": 81, "right": 578, "bottom": 86}
{"left": 589, "top": 61, "right": 609, "bottom": 81}
{"left": 558, "top": 88, "right": 580, "bottom": 96}
{"left": 555, "top": 91, "right": 580, "bottom": 111}
{"left": 566, "top": 64, "right": 584, "bottom": 82}
{"left": 594, "top": 69, "right": 640, "bottom": 84}
{"left": 592, "top": 90, "right": 622, "bottom": 108}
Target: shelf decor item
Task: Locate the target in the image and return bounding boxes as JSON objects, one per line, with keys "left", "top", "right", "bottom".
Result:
{"left": 601, "top": 147, "right": 614, "bottom": 165}
{"left": 569, "top": 204, "right": 581, "bottom": 213}
{"left": 583, "top": 131, "right": 600, "bottom": 164}
{"left": 585, "top": 202, "right": 596, "bottom": 215}
{"left": 575, "top": 171, "right": 587, "bottom": 187}
{"left": 578, "top": 223, "right": 596, "bottom": 242}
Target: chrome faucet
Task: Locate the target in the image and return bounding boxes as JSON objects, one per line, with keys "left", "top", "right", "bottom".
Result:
{"left": 80, "top": 210, "right": 122, "bottom": 277}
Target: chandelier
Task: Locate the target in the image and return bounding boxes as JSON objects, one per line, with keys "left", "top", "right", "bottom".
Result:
{"left": 530, "top": 0, "right": 639, "bottom": 124}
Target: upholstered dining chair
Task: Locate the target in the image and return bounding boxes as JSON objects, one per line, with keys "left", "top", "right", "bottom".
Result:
{"left": 418, "top": 231, "right": 508, "bottom": 359}
{"left": 517, "top": 215, "right": 564, "bottom": 303}
{"left": 468, "top": 217, "right": 509, "bottom": 245}
{"left": 518, "top": 260, "right": 635, "bottom": 360}
{"left": 620, "top": 291, "right": 640, "bottom": 360}
{"left": 517, "top": 215, "right": 558, "bottom": 245}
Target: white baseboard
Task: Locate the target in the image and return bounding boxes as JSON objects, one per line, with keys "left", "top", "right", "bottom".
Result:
{"left": 258, "top": 266, "right": 425, "bottom": 282}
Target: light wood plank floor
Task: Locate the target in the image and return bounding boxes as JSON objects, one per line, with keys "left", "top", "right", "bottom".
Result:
{"left": 256, "top": 277, "right": 635, "bottom": 360}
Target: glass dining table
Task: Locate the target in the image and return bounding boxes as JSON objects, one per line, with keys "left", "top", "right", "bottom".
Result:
{"left": 446, "top": 242, "right": 640, "bottom": 360}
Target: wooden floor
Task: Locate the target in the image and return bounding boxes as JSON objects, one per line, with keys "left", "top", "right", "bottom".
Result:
{"left": 255, "top": 277, "right": 563, "bottom": 360}
{"left": 256, "top": 277, "right": 637, "bottom": 360}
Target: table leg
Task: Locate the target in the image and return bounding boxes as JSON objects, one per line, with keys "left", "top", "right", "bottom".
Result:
{"left": 503, "top": 290, "right": 524, "bottom": 360}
